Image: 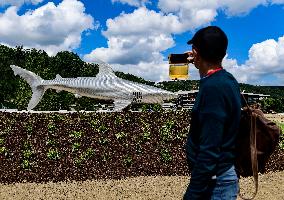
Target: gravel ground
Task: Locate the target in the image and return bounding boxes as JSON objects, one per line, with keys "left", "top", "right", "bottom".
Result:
{"left": 0, "top": 171, "right": 283, "bottom": 200}
{"left": 264, "top": 114, "right": 284, "bottom": 123}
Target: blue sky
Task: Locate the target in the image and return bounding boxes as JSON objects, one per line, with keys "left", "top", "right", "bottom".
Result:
{"left": 0, "top": 0, "right": 284, "bottom": 85}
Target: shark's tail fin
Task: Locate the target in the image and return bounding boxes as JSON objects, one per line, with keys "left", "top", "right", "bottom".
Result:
{"left": 10, "top": 65, "right": 45, "bottom": 110}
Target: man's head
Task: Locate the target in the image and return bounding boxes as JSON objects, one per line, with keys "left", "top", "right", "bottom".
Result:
{"left": 187, "top": 26, "right": 228, "bottom": 65}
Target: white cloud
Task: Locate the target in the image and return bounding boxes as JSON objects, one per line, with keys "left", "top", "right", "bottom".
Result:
{"left": 112, "top": 61, "right": 170, "bottom": 82}
{"left": 0, "top": 0, "right": 95, "bottom": 55}
{"left": 224, "top": 36, "right": 284, "bottom": 85}
{"left": 0, "top": 0, "right": 43, "bottom": 7}
{"left": 271, "top": 0, "right": 284, "bottom": 4}
{"left": 158, "top": 0, "right": 284, "bottom": 18}
{"left": 84, "top": 34, "right": 173, "bottom": 65}
{"left": 220, "top": 0, "right": 267, "bottom": 16}
{"left": 103, "top": 7, "right": 183, "bottom": 37}
{"left": 158, "top": 0, "right": 218, "bottom": 29}
{"left": 111, "top": 0, "right": 149, "bottom": 7}
{"left": 246, "top": 39, "right": 279, "bottom": 69}
{"left": 84, "top": 7, "right": 180, "bottom": 65}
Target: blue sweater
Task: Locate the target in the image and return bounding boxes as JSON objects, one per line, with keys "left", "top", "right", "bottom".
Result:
{"left": 185, "top": 69, "right": 241, "bottom": 199}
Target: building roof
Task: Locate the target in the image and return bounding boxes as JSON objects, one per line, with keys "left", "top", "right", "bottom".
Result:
{"left": 175, "top": 90, "right": 199, "bottom": 95}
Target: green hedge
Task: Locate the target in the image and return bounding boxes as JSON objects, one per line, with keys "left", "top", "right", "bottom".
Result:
{"left": 0, "top": 111, "right": 190, "bottom": 184}
{"left": 0, "top": 111, "right": 283, "bottom": 184}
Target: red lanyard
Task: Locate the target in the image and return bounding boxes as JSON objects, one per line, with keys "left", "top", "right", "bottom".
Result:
{"left": 203, "top": 67, "right": 223, "bottom": 78}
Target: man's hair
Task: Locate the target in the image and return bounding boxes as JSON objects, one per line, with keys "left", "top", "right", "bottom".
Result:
{"left": 187, "top": 26, "right": 228, "bottom": 63}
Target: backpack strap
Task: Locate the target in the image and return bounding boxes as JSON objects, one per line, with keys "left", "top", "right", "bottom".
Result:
{"left": 239, "top": 93, "right": 259, "bottom": 200}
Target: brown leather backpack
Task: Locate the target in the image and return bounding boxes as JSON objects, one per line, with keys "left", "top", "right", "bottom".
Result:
{"left": 235, "top": 94, "right": 281, "bottom": 199}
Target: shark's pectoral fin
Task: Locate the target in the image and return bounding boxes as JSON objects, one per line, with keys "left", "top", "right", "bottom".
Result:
{"left": 113, "top": 100, "right": 131, "bottom": 111}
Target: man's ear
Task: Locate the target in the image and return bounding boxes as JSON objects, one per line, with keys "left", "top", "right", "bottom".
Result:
{"left": 192, "top": 48, "right": 198, "bottom": 57}
{"left": 192, "top": 48, "right": 199, "bottom": 62}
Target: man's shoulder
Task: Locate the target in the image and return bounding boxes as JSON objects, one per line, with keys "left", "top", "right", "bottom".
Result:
{"left": 203, "top": 69, "right": 236, "bottom": 84}
{"left": 201, "top": 70, "right": 239, "bottom": 94}
{"left": 221, "top": 69, "right": 238, "bottom": 81}
{"left": 215, "top": 69, "right": 239, "bottom": 87}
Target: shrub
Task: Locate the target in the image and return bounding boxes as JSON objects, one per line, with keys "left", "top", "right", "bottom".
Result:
{"left": 47, "top": 122, "right": 56, "bottom": 133}
{"left": 23, "top": 149, "right": 33, "bottom": 159}
{"left": 47, "top": 148, "right": 60, "bottom": 160}
{"left": 124, "top": 154, "right": 133, "bottom": 167}
{"left": 69, "top": 131, "right": 82, "bottom": 139}
{"left": 22, "top": 159, "right": 31, "bottom": 170}
{"left": 160, "top": 148, "right": 172, "bottom": 163}
{"left": 72, "top": 142, "right": 81, "bottom": 152}
{"left": 0, "top": 138, "right": 4, "bottom": 145}
{"left": 46, "top": 138, "right": 57, "bottom": 146}
{"left": 0, "top": 146, "right": 7, "bottom": 154}
{"left": 115, "top": 132, "right": 127, "bottom": 140}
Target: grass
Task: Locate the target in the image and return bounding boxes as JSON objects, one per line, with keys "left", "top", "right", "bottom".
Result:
{"left": 278, "top": 123, "right": 284, "bottom": 131}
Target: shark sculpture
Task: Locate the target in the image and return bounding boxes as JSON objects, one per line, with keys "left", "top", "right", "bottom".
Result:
{"left": 10, "top": 60, "right": 177, "bottom": 111}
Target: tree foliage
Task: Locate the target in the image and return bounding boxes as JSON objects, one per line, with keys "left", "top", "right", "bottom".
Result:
{"left": 260, "top": 97, "right": 284, "bottom": 113}
{"left": 0, "top": 45, "right": 107, "bottom": 110}
{"left": 0, "top": 45, "right": 283, "bottom": 112}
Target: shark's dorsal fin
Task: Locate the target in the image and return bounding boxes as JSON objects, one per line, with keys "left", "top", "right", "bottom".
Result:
{"left": 56, "top": 74, "right": 62, "bottom": 79}
{"left": 92, "top": 58, "right": 116, "bottom": 77}
{"left": 98, "top": 63, "right": 116, "bottom": 76}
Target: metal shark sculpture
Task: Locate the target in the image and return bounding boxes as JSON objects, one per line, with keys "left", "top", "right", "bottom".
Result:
{"left": 10, "top": 60, "right": 177, "bottom": 111}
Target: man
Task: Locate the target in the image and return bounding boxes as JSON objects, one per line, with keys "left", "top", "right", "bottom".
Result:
{"left": 184, "top": 26, "right": 241, "bottom": 200}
